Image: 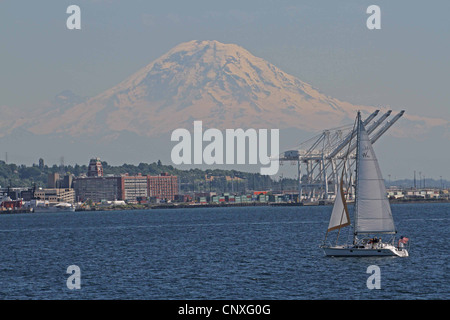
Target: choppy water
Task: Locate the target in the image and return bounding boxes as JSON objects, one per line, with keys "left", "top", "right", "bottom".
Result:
{"left": 0, "top": 203, "right": 448, "bottom": 299}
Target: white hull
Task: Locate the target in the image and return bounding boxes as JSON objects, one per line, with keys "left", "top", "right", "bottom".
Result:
{"left": 33, "top": 206, "right": 75, "bottom": 213}
{"left": 322, "top": 244, "right": 408, "bottom": 257}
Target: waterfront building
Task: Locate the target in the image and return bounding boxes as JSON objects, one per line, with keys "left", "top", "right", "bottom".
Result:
{"left": 121, "top": 174, "right": 148, "bottom": 203}
{"left": 73, "top": 176, "right": 121, "bottom": 203}
{"left": 72, "top": 159, "right": 179, "bottom": 203}
{"left": 0, "top": 187, "right": 31, "bottom": 201}
{"left": 34, "top": 188, "right": 75, "bottom": 204}
{"left": 147, "top": 173, "right": 178, "bottom": 201}
{"left": 73, "top": 172, "right": 178, "bottom": 203}
{"left": 387, "top": 188, "right": 405, "bottom": 199}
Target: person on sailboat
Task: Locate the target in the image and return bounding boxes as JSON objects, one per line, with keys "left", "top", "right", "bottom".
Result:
{"left": 369, "top": 237, "right": 378, "bottom": 248}
{"left": 398, "top": 236, "right": 409, "bottom": 250}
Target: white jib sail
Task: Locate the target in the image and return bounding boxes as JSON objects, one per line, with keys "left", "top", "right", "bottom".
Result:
{"left": 327, "top": 172, "right": 350, "bottom": 232}
{"left": 355, "top": 119, "right": 396, "bottom": 234}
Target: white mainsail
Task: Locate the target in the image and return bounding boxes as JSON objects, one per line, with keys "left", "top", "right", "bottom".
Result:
{"left": 327, "top": 172, "right": 350, "bottom": 232}
{"left": 321, "top": 111, "right": 408, "bottom": 257}
{"left": 354, "top": 116, "right": 396, "bottom": 234}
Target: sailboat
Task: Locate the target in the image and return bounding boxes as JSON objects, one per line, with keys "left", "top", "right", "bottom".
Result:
{"left": 321, "top": 111, "right": 409, "bottom": 257}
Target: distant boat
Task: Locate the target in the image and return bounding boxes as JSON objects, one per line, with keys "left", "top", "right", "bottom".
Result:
{"left": 321, "top": 111, "right": 409, "bottom": 257}
{"left": 25, "top": 200, "right": 76, "bottom": 213}
{"left": 0, "top": 195, "right": 12, "bottom": 205}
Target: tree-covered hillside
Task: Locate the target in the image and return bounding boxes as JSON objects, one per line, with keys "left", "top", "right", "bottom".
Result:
{"left": 0, "top": 160, "right": 298, "bottom": 193}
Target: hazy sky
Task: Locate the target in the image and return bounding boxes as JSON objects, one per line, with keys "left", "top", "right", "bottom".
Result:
{"left": 0, "top": 0, "right": 449, "bottom": 179}
{"left": 1, "top": 0, "right": 449, "bottom": 119}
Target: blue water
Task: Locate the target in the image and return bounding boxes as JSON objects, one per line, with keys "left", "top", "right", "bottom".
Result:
{"left": 0, "top": 203, "right": 448, "bottom": 300}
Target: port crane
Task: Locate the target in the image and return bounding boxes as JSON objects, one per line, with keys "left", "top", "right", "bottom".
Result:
{"left": 279, "top": 109, "right": 405, "bottom": 203}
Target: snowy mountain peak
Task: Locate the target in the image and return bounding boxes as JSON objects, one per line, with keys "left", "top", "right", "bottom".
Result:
{"left": 25, "top": 40, "right": 443, "bottom": 139}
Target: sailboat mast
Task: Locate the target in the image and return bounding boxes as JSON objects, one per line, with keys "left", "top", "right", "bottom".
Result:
{"left": 353, "top": 111, "right": 361, "bottom": 245}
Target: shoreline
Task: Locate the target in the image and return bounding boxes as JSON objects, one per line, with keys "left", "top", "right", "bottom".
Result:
{"left": 147, "top": 198, "right": 450, "bottom": 210}
{"left": 1, "top": 198, "right": 448, "bottom": 214}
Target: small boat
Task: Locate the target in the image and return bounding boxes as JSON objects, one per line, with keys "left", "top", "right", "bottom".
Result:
{"left": 25, "top": 200, "right": 76, "bottom": 213}
{"left": 321, "top": 111, "right": 409, "bottom": 257}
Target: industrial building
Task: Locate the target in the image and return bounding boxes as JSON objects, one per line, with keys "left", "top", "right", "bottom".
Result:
{"left": 34, "top": 188, "right": 75, "bottom": 204}
{"left": 121, "top": 174, "right": 148, "bottom": 203}
{"left": 73, "top": 158, "right": 121, "bottom": 203}
{"left": 73, "top": 173, "right": 178, "bottom": 203}
{"left": 73, "top": 176, "right": 122, "bottom": 203}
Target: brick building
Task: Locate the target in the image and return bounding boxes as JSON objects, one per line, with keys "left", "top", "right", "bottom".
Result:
{"left": 73, "top": 158, "right": 178, "bottom": 203}
{"left": 147, "top": 173, "right": 178, "bottom": 201}
{"left": 73, "top": 173, "right": 178, "bottom": 203}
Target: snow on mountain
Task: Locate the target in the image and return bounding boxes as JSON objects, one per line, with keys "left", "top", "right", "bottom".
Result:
{"left": 26, "top": 40, "right": 382, "bottom": 137}
{"left": 0, "top": 40, "right": 447, "bottom": 176}
{"left": 1, "top": 40, "right": 447, "bottom": 148}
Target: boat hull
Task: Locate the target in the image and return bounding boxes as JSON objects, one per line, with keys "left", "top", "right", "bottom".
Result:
{"left": 322, "top": 245, "right": 408, "bottom": 257}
